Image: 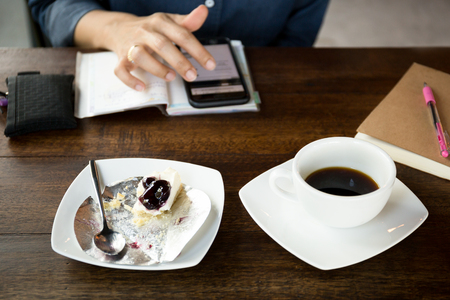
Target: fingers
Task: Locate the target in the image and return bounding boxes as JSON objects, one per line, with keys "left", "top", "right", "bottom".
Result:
{"left": 143, "top": 30, "right": 200, "bottom": 82}
{"left": 114, "top": 58, "right": 146, "bottom": 92}
{"left": 170, "top": 4, "right": 212, "bottom": 68}
{"left": 175, "top": 4, "right": 209, "bottom": 32}
{"left": 144, "top": 12, "right": 216, "bottom": 80}
{"left": 129, "top": 44, "right": 176, "bottom": 81}
{"left": 115, "top": 46, "right": 176, "bottom": 91}
{"left": 146, "top": 31, "right": 211, "bottom": 82}
{"left": 115, "top": 5, "right": 216, "bottom": 90}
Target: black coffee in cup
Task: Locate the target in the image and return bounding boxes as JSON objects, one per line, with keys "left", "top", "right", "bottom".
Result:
{"left": 305, "top": 167, "right": 378, "bottom": 196}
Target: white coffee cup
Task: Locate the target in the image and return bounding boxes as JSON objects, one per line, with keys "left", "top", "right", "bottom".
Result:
{"left": 269, "top": 137, "right": 396, "bottom": 228}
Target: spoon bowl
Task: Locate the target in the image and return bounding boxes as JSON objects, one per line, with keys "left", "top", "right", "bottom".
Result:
{"left": 89, "top": 160, "right": 126, "bottom": 255}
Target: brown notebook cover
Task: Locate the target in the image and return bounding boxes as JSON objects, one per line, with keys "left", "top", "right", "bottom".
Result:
{"left": 356, "top": 63, "right": 450, "bottom": 179}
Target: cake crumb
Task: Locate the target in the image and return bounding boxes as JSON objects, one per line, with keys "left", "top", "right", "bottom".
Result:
{"left": 104, "top": 198, "right": 121, "bottom": 211}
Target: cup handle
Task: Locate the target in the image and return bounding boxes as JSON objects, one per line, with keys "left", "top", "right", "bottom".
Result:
{"left": 269, "top": 168, "right": 298, "bottom": 203}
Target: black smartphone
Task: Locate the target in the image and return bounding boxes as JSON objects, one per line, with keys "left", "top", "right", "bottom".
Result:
{"left": 180, "top": 37, "right": 250, "bottom": 108}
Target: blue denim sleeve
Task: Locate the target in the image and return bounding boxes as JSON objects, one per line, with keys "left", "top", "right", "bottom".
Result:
{"left": 273, "top": 0, "right": 329, "bottom": 46}
{"left": 28, "top": 0, "right": 105, "bottom": 47}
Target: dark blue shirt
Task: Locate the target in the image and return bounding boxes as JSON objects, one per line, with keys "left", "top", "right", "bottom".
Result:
{"left": 29, "top": 0, "right": 329, "bottom": 47}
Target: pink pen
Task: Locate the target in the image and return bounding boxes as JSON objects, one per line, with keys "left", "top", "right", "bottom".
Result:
{"left": 423, "top": 82, "right": 449, "bottom": 158}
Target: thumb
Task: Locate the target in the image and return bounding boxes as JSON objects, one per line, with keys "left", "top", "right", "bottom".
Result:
{"left": 173, "top": 5, "right": 209, "bottom": 32}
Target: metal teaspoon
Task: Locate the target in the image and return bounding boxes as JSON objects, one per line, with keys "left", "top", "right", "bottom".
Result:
{"left": 89, "top": 160, "right": 126, "bottom": 255}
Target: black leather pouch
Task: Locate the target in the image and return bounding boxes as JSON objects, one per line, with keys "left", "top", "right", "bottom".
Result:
{"left": 4, "top": 72, "right": 77, "bottom": 137}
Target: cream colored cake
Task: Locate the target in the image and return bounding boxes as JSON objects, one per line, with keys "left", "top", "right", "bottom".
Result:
{"left": 103, "top": 192, "right": 125, "bottom": 211}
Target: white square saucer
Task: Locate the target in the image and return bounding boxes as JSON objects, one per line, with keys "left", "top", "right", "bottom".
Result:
{"left": 239, "top": 159, "right": 428, "bottom": 270}
{"left": 52, "top": 158, "right": 224, "bottom": 270}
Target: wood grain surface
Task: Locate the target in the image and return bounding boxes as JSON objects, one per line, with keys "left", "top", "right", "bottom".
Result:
{"left": 0, "top": 47, "right": 449, "bottom": 299}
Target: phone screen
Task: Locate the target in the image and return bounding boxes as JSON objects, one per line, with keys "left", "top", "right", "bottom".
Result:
{"left": 180, "top": 39, "right": 249, "bottom": 108}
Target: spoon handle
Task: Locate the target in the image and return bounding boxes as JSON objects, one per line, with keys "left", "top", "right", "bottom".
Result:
{"left": 89, "top": 160, "right": 108, "bottom": 229}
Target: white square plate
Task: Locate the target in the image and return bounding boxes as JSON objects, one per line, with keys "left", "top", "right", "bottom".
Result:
{"left": 51, "top": 158, "right": 224, "bottom": 270}
{"left": 239, "top": 159, "right": 428, "bottom": 270}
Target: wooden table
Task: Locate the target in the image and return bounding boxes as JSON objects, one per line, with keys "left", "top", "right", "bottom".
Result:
{"left": 1, "top": 47, "right": 449, "bottom": 299}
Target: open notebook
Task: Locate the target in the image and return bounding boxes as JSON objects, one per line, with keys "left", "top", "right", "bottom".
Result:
{"left": 74, "top": 41, "right": 260, "bottom": 118}
{"left": 356, "top": 63, "right": 450, "bottom": 180}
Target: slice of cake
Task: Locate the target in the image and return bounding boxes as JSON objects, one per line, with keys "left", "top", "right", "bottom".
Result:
{"left": 133, "top": 167, "right": 182, "bottom": 217}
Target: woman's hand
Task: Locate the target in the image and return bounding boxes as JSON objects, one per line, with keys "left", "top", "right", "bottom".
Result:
{"left": 74, "top": 5, "right": 216, "bottom": 91}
